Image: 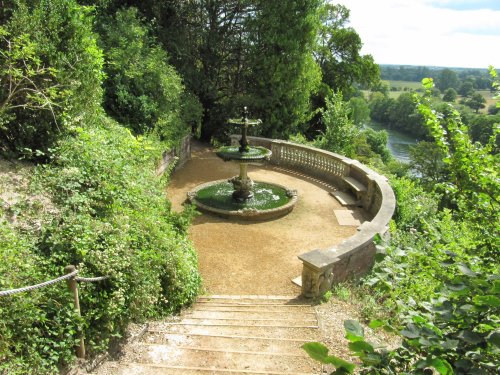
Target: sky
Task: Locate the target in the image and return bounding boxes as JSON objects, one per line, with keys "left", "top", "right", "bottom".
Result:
{"left": 332, "top": 0, "right": 500, "bottom": 69}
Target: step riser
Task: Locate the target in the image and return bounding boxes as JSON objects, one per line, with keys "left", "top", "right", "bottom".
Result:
{"left": 103, "top": 362, "right": 317, "bottom": 375}
{"left": 196, "top": 298, "right": 312, "bottom": 306}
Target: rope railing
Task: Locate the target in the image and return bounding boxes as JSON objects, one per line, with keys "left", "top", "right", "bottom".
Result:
{"left": 0, "top": 268, "right": 108, "bottom": 297}
{"left": 0, "top": 270, "right": 78, "bottom": 297}
{"left": 0, "top": 264, "right": 109, "bottom": 360}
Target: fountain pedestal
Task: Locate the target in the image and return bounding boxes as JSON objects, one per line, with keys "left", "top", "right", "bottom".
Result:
{"left": 230, "top": 163, "right": 254, "bottom": 201}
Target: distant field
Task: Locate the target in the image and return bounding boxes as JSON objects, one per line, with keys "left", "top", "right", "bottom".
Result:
{"left": 380, "top": 81, "right": 496, "bottom": 112}
{"left": 476, "top": 90, "right": 497, "bottom": 113}
{"left": 385, "top": 80, "right": 423, "bottom": 90}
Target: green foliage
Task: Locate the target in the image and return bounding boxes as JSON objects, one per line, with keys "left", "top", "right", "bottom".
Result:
{"left": 314, "top": 3, "right": 379, "bottom": 95}
{"left": 389, "top": 176, "right": 440, "bottom": 231}
{"left": 362, "top": 127, "right": 391, "bottom": 163}
{"left": 247, "top": 0, "right": 322, "bottom": 138}
{"left": 1, "top": 120, "right": 201, "bottom": 371}
{"left": 348, "top": 96, "right": 371, "bottom": 126}
{"left": 99, "top": 7, "right": 195, "bottom": 142}
{"left": 368, "top": 90, "right": 427, "bottom": 138}
{"left": 461, "top": 92, "right": 487, "bottom": 113}
{"left": 0, "top": 0, "right": 104, "bottom": 158}
{"left": 0, "top": 223, "right": 80, "bottom": 374}
{"left": 442, "top": 88, "right": 458, "bottom": 102}
{"left": 436, "top": 68, "right": 459, "bottom": 91}
{"left": 314, "top": 92, "right": 359, "bottom": 157}
{"left": 458, "top": 81, "right": 474, "bottom": 97}
{"left": 409, "top": 141, "right": 448, "bottom": 187}
{"left": 302, "top": 342, "right": 356, "bottom": 374}
{"left": 307, "top": 256, "right": 499, "bottom": 374}
{"left": 416, "top": 78, "right": 499, "bottom": 243}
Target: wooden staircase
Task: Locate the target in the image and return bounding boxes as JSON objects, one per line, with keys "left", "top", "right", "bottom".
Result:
{"left": 93, "top": 295, "right": 322, "bottom": 374}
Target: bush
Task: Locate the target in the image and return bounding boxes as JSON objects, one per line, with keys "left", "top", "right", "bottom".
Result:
{"left": 1, "top": 119, "right": 201, "bottom": 371}
{"left": 35, "top": 120, "right": 201, "bottom": 348}
{"left": 389, "top": 176, "right": 439, "bottom": 231}
{"left": 0, "top": 223, "right": 79, "bottom": 374}
{"left": 0, "top": 0, "right": 103, "bottom": 158}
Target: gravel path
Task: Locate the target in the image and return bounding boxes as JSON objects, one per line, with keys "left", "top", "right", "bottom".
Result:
{"left": 167, "top": 142, "right": 369, "bottom": 296}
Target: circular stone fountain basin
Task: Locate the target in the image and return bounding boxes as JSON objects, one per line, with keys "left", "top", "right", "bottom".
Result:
{"left": 187, "top": 179, "right": 298, "bottom": 221}
{"left": 216, "top": 146, "right": 272, "bottom": 162}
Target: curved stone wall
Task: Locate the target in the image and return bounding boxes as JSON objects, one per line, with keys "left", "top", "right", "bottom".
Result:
{"left": 230, "top": 135, "right": 396, "bottom": 298}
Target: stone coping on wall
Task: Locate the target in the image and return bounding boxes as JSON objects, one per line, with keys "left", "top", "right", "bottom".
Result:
{"left": 230, "top": 135, "right": 396, "bottom": 298}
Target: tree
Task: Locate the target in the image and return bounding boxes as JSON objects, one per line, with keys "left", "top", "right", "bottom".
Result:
{"left": 369, "top": 92, "right": 394, "bottom": 124}
{"left": 246, "top": 0, "right": 322, "bottom": 138}
{"left": 417, "top": 77, "right": 499, "bottom": 226}
{"left": 462, "top": 92, "right": 486, "bottom": 113}
{"left": 314, "top": 3, "right": 379, "bottom": 95}
{"left": 409, "top": 141, "right": 447, "bottom": 187}
{"left": 99, "top": 7, "right": 196, "bottom": 142}
{"left": 389, "top": 92, "right": 426, "bottom": 137}
{"left": 469, "top": 114, "right": 500, "bottom": 148}
{"left": 348, "top": 96, "right": 370, "bottom": 126}
{"left": 436, "top": 68, "right": 459, "bottom": 91}
{"left": 442, "top": 88, "right": 457, "bottom": 102}
{"left": 458, "top": 80, "right": 474, "bottom": 97}
{"left": 314, "top": 92, "right": 359, "bottom": 157}
{"left": 363, "top": 127, "right": 390, "bottom": 163}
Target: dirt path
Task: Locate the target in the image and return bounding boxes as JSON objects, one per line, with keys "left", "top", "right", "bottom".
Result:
{"left": 167, "top": 143, "right": 368, "bottom": 296}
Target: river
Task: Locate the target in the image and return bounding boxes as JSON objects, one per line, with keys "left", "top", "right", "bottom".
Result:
{"left": 365, "top": 121, "right": 418, "bottom": 163}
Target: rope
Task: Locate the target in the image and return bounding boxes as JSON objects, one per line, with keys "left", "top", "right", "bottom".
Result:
{"left": 0, "top": 270, "right": 78, "bottom": 297}
{"left": 0, "top": 270, "right": 110, "bottom": 297}
{"left": 76, "top": 276, "right": 109, "bottom": 282}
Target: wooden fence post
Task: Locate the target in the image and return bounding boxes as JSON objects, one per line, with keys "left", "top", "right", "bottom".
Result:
{"left": 65, "top": 265, "right": 85, "bottom": 360}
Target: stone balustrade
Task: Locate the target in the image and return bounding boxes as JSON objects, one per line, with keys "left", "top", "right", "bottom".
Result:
{"left": 230, "top": 135, "right": 396, "bottom": 298}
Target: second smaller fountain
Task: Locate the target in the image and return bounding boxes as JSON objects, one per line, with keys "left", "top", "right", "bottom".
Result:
{"left": 187, "top": 107, "right": 298, "bottom": 221}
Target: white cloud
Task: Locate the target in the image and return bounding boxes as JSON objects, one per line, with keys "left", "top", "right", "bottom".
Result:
{"left": 332, "top": 0, "right": 500, "bottom": 68}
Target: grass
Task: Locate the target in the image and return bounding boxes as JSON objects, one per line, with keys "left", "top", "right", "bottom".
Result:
{"left": 385, "top": 80, "right": 423, "bottom": 90}
{"left": 196, "top": 181, "right": 291, "bottom": 211}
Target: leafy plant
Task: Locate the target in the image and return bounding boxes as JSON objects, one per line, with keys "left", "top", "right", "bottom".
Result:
{"left": 99, "top": 7, "right": 197, "bottom": 143}
{"left": 0, "top": 0, "right": 104, "bottom": 158}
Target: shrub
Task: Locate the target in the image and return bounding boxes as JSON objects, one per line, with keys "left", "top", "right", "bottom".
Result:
{"left": 34, "top": 120, "right": 201, "bottom": 350}
{"left": 1, "top": 119, "right": 201, "bottom": 371}
{"left": 0, "top": 223, "right": 80, "bottom": 374}
{"left": 389, "top": 176, "right": 439, "bottom": 231}
{"left": 0, "top": 0, "right": 103, "bottom": 158}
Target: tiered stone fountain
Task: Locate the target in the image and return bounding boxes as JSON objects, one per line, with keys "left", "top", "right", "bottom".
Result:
{"left": 187, "top": 108, "right": 298, "bottom": 220}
